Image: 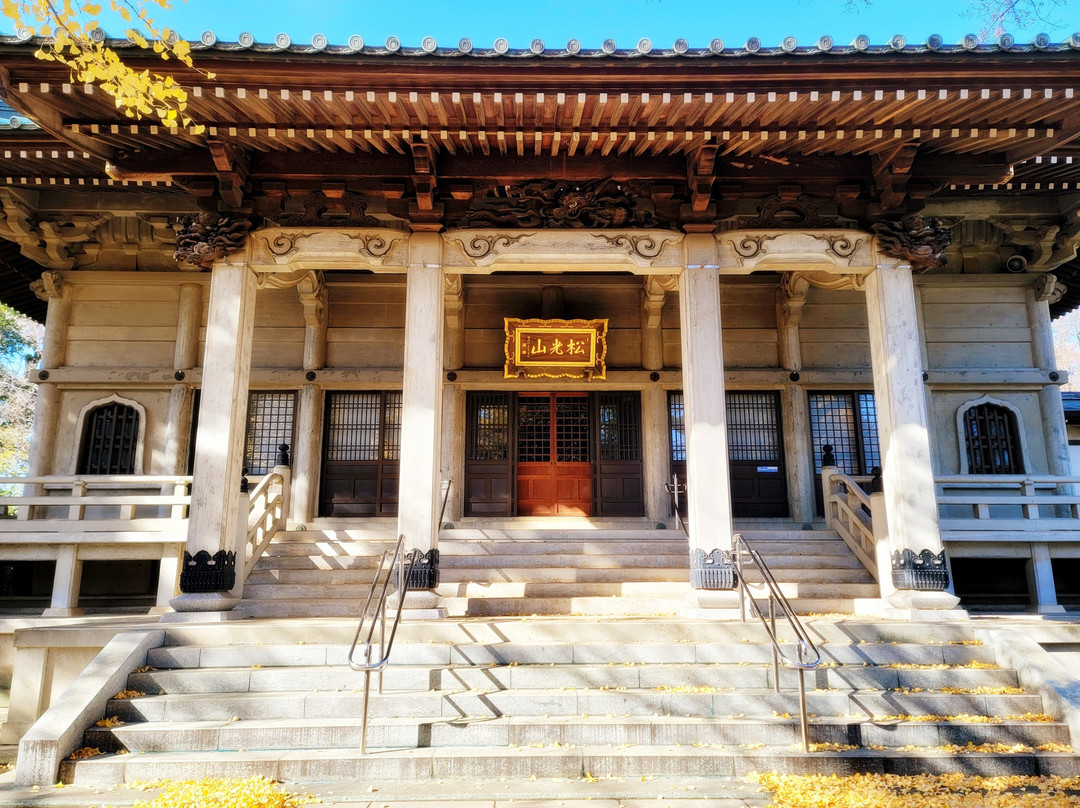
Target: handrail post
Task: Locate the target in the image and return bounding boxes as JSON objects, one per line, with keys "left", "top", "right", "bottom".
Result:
{"left": 770, "top": 596, "right": 779, "bottom": 694}
{"left": 798, "top": 667, "right": 809, "bottom": 752}
{"left": 67, "top": 479, "right": 86, "bottom": 521}
{"left": 735, "top": 535, "right": 746, "bottom": 623}
{"left": 229, "top": 478, "right": 252, "bottom": 601}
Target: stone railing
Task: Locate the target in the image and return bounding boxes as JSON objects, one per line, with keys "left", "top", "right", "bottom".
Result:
{"left": 936, "top": 475, "right": 1080, "bottom": 539}
{"left": 239, "top": 467, "right": 290, "bottom": 586}
{"left": 0, "top": 475, "right": 192, "bottom": 533}
{"left": 821, "top": 467, "right": 884, "bottom": 583}
{"left": 0, "top": 475, "right": 193, "bottom": 617}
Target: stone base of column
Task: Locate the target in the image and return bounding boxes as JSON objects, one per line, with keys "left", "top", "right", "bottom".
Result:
{"left": 389, "top": 588, "right": 446, "bottom": 620}
{"left": 1035, "top": 603, "right": 1068, "bottom": 615}
{"left": 167, "top": 591, "right": 243, "bottom": 618}
{"left": 685, "top": 588, "right": 742, "bottom": 620}
{"left": 41, "top": 607, "right": 84, "bottom": 618}
{"left": 857, "top": 591, "right": 967, "bottom": 621}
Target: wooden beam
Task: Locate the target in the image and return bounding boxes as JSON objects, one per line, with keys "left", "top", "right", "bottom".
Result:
{"left": 872, "top": 142, "right": 919, "bottom": 211}
{"left": 1006, "top": 112, "right": 1080, "bottom": 165}
{"left": 0, "top": 67, "right": 115, "bottom": 162}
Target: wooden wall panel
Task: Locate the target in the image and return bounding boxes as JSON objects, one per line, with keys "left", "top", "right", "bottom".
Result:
{"left": 922, "top": 286, "right": 1034, "bottom": 369}
{"left": 800, "top": 288, "right": 871, "bottom": 369}
{"left": 66, "top": 283, "right": 179, "bottom": 368}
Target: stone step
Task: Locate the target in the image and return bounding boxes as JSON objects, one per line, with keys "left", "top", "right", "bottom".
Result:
{"left": 101, "top": 687, "right": 1046, "bottom": 725}
{"left": 246, "top": 567, "right": 693, "bottom": 585}
{"left": 59, "top": 743, "right": 1080, "bottom": 787}
{"left": 83, "top": 714, "right": 1069, "bottom": 754}
{"left": 129, "top": 662, "right": 1021, "bottom": 695}
{"left": 147, "top": 640, "right": 999, "bottom": 669}
{"left": 151, "top": 617, "right": 980, "bottom": 646}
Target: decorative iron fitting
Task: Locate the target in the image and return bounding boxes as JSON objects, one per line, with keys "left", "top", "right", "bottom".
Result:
{"left": 891, "top": 548, "right": 949, "bottom": 591}
{"left": 179, "top": 549, "right": 236, "bottom": 593}
{"left": 173, "top": 213, "right": 254, "bottom": 269}
{"left": 821, "top": 444, "right": 836, "bottom": 467}
{"left": 394, "top": 548, "right": 440, "bottom": 590}
{"left": 276, "top": 443, "right": 291, "bottom": 467}
{"left": 690, "top": 548, "right": 738, "bottom": 591}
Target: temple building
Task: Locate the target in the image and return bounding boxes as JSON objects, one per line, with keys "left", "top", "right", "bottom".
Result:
{"left": 1, "top": 31, "right": 1080, "bottom": 617}
{"left": 2, "top": 28, "right": 1080, "bottom": 789}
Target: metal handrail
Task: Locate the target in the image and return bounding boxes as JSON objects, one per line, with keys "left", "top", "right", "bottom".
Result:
{"left": 438, "top": 479, "right": 452, "bottom": 527}
{"left": 664, "top": 473, "right": 688, "bottom": 534}
{"left": 347, "top": 532, "right": 418, "bottom": 754}
{"left": 733, "top": 533, "right": 822, "bottom": 752}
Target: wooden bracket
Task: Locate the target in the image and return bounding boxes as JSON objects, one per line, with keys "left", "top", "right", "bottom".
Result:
{"left": 207, "top": 138, "right": 251, "bottom": 211}
{"left": 872, "top": 142, "right": 919, "bottom": 212}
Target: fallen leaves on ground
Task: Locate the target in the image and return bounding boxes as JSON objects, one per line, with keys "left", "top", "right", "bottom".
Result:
{"left": 112, "top": 690, "right": 145, "bottom": 700}
{"left": 751, "top": 772, "right": 1080, "bottom": 807}
{"left": 126, "top": 777, "right": 320, "bottom": 808}
{"left": 67, "top": 747, "right": 101, "bottom": 760}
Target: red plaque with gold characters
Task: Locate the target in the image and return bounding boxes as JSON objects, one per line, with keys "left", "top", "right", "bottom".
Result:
{"left": 504, "top": 318, "right": 608, "bottom": 380}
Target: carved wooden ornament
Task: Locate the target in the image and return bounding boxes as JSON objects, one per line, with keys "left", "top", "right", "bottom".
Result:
{"left": 504, "top": 318, "right": 608, "bottom": 380}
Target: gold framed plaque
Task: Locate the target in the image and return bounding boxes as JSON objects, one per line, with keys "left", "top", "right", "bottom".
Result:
{"left": 503, "top": 318, "right": 608, "bottom": 380}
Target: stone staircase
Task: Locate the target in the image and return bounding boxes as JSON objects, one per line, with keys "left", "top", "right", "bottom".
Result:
{"left": 60, "top": 618, "right": 1077, "bottom": 788}
{"left": 240, "top": 521, "right": 878, "bottom": 618}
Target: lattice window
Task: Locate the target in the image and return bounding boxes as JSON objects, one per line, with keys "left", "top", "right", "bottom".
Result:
{"left": 516, "top": 396, "right": 551, "bottom": 463}
{"left": 668, "top": 392, "right": 686, "bottom": 462}
{"left": 78, "top": 402, "right": 139, "bottom": 474}
{"left": 467, "top": 392, "right": 510, "bottom": 461}
{"left": 598, "top": 393, "right": 642, "bottom": 461}
{"left": 726, "top": 392, "right": 781, "bottom": 462}
{"left": 244, "top": 392, "right": 296, "bottom": 475}
{"left": 325, "top": 391, "right": 402, "bottom": 462}
{"left": 556, "top": 396, "right": 591, "bottom": 463}
{"left": 963, "top": 402, "right": 1023, "bottom": 474}
{"left": 809, "top": 392, "right": 880, "bottom": 474}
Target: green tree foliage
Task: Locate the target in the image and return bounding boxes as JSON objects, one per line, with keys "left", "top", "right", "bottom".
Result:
{"left": 0, "top": 303, "right": 43, "bottom": 484}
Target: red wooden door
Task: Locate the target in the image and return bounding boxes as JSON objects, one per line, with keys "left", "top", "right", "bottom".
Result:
{"left": 516, "top": 393, "right": 592, "bottom": 516}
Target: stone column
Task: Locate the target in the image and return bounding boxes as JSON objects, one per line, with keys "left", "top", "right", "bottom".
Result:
{"left": 395, "top": 234, "right": 445, "bottom": 613}
{"left": 777, "top": 273, "right": 815, "bottom": 524}
{"left": 1027, "top": 277, "right": 1068, "bottom": 613}
{"left": 440, "top": 385, "right": 465, "bottom": 523}
{"left": 864, "top": 261, "right": 961, "bottom": 613}
{"left": 161, "top": 283, "right": 202, "bottom": 476}
{"left": 1029, "top": 281, "right": 1071, "bottom": 478}
{"left": 679, "top": 235, "right": 737, "bottom": 602}
{"left": 641, "top": 384, "right": 670, "bottom": 524}
{"left": 27, "top": 271, "right": 70, "bottom": 478}
{"left": 290, "top": 273, "right": 328, "bottom": 526}
{"left": 167, "top": 263, "right": 257, "bottom": 617}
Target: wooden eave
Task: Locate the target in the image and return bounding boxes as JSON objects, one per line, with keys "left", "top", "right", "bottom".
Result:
{"left": 0, "top": 47, "right": 1079, "bottom": 186}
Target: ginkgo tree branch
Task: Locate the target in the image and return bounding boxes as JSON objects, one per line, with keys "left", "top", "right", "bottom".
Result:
{"left": 1, "top": 0, "right": 212, "bottom": 133}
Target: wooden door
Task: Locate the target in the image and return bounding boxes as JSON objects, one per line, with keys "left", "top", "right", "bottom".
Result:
{"left": 319, "top": 391, "right": 401, "bottom": 517}
{"left": 516, "top": 393, "right": 592, "bottom": 516}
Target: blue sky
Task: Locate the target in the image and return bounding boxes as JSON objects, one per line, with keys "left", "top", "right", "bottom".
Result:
{"left": 4, "top": 0, "right": 1080, "bottom": 48}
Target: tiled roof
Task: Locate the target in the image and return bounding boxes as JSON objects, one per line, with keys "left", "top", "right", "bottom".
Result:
{"left": 3, "top": 31, "right": 1080, "bottom": 59}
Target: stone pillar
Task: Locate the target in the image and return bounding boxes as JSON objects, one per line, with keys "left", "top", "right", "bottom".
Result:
{"left": 161, "top": 283, "right": 202, "bottom": 476}
{"left": 27, "top": 271, "right": 70, "bottom": 478}
{"left": 864, "top": 262, "right": 961, "bottom": 613}
{"left": 1027, "top": 281, "right": 1068, "bottom": 613}
{"left": 42, "top": 544, "right": 82, "bottom": 618}
{"left": 440, "top": 385, "right": 465, "bottom": 523}
{"left": 395, "top": 234, "right": 445, "bottom": 612}
{"left": 679, "top": 235, "right": 737, "bottom": 602}
{"left": 291, "top": 273, "right": 328, "bottom": 526}
{"left": 167, "top": 263, "right": 257, "bottom": 617}
{"left": 444, "top": 273, "right": 465, "bottom": 372}
{"left": 782, "top": 386, "right": 816, "bottom": 524}
{"left": 1029, "top": 284, "right": 1071, "bottom": 479}
{"left": 777, "top": 273, "right": 815, "bottom": 524}
{"left": 641, "top": 384, "right": 670, "bottom": 525}
{"left": 641, "top": 275, "right": 676, "bottom": 371}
